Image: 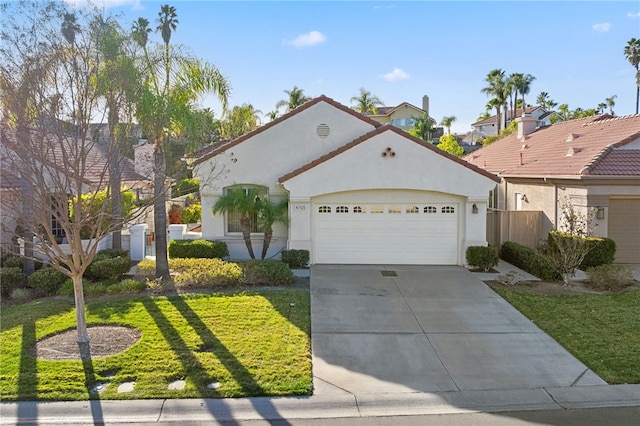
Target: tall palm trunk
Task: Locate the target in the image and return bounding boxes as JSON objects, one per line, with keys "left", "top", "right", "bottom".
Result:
{"left": 153, "top": 135, "right": 169, "bottom": 278}
{"left": 240, "top": 216, "right": 255, "bottom": 259}
{"left": 261, "top": 228, "right": 273, "bottom": 260}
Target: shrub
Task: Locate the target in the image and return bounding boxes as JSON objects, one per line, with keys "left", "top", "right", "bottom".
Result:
{"left": 580, "top": 238, "right": 616, "bottom": 269}
{"left": 168, "top": 239, "right": 229, "bottom": 259}
{"left": 500, "top": 241, "right": 560, "bottom": 281}
{"left": 168, "top": 203, "right": 183, "bottom": 224}
{"left": 85, "top": 256, "right": 131, "bottom": 281}
{"left": 586, "top": 264, "right": 634, "bottom": 291}
{"left": 171, "top": 258, "right": 242, "bottom": 288}
{"left": 1, "top": 267, "right": 25, "bottom": 297}
{"left": 106, "top": 279, "right": 146, "bottom": 294}
{"left": 281, "top": 249, "right": 310, "bottom": 269}
{"left": 57, "top": 278, "right": 96, "bottom": 296}
{"left": 83, "top": 282, "right": 108, "bottom": 296}
{"left": 96, "top": 248, "right": 129, "bottom": 259}
{"left": 10, "top": 287, "right": 32, "bottom": 302}
{"left": 466, "top": 246, "right": 499, "bottom": 272}
{"left": 182, "top": 203, "right": 201, "bottom": 224}
{"left": 240, "top": 260, "right": 295, "bottom": 286}
{"left": 3, "top": 256, "right": 43, "bottom": 270}
{"left": 28, "top": 268, "right": 67, "bottom": 296}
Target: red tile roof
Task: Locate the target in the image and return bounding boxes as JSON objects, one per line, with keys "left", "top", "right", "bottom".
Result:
{"left": 279, "top": 125, "right": 500, "bottom": 183}
{"left": 472, "top": 106, "right": 542, "bottom": 126}
{"left": 192, "top": 95, "right": 382, "bottom": 166}
{"left": 366, "top": 102, "right": 426, "bottom": 117}
{"left": 464, "top": 114, "right": 640, "bottom": 177}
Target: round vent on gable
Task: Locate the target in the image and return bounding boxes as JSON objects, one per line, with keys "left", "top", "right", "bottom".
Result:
{"left": 316, "top": 123, "right": 330, "bottom": 138}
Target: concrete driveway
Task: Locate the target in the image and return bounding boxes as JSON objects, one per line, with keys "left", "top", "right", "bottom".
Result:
{"left": 311, "top": 265, "right": 606, "bottom": 395}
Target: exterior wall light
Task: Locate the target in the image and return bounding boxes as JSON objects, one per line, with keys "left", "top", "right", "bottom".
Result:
{"left": 596, "top": 207, "right": 605, "bottom": 220}
{"left": 472, "top": 204, "right": 478, "bottom": 214}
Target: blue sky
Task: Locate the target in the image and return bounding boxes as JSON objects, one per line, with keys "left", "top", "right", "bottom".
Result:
{"left": 70, "top": 1, "right": 639, "bottom": 134}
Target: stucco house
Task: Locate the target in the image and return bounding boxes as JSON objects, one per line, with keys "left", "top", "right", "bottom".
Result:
{"left": 472, "top": 106, "right": 557, "bottom": 138}
{"left": 191, "top": 95, "right": 499, "bottom": 265}
{"left": 464, "top": 113, "right": 640, "bottom": 263}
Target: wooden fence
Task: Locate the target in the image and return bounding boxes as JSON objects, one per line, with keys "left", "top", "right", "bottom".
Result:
{"left": 486, "top": 209, "right": 543, "bottom": 249}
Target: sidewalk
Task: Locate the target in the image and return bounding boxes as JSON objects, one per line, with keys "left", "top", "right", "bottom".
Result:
{"left": 2, "top": 384, "right": 639, "bottom": 424}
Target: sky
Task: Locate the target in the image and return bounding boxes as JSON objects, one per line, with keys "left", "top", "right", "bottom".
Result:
{"left": 66, "top": 0, "right": 640, "bottom": 134}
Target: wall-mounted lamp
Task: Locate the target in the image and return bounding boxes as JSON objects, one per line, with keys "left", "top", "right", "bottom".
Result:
{"left": 521, "top": 194, "right": 528, "bottom": 203}
{"left": 472, "top": 203, "right": 478, "bottom": 214}
{"left": 596, "top": 207, "right": 605, "bottom": 220}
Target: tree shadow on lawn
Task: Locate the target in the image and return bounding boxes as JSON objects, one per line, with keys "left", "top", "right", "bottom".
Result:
{"left": 141, "top": 296, "right": 292, "bottom": 425}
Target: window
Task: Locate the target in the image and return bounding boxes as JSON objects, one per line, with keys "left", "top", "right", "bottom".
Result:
{"left": 424, "top": 206, "right": 437, "bottom": 214}
{"left": 336, "top": 206, "right": 349, "bottom": 213}
{"left": 353, "top": 206, "right": 365, "bottom": 213}
{"left": 318, "top": 206, "right": 331, "bottom": 213}
{"left": 442, "top": 206, "right": 455, "bottom": 214}
{"left": 225, "top": 186, "right": 267, "bottom": 233}
{"left": 390, "top": 118, "right": 415, "bottom": 127}
{"left": 406, "top": 206, "right": 419, "bottom": 214}
{"left": 371, "top": 206, "right": 384, "bottom": 214}
{"left": 388, "top": 206, "right": 401, "bottom": 214}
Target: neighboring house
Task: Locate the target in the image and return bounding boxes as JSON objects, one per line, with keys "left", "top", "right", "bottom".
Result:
{"left": 366, "top": 95, "right": 444, "bottom": 140}
{"left": 464, "top": 114, "right": 640, "bottom": 263}
{"left": 191, "top": 95, "right": 499, "bottom": 265}
{"left": 472, "top": 106, "right": 557, "bottom": 138}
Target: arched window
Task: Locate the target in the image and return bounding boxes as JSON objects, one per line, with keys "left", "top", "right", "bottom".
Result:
{"left": 424, "top": 206, "right": 437, "bottom": 214}
{"left": 353, "top": 206, "right": 365, "bottom": 213}
{"left": 336, "top": 206, "right": 349, "bottom": 213}
{"left": 223, "top": 185, "right": 267, "bottom": 233}
{"left": 318, "top": 206, "right": 331, "bottom": 213}
{"left": 442, "top": 206, "right": 455, "bottom": 214}
{"left": 406, "top": 206, "right": 419, "bottom": 214}
{"left": 371, "top": 206, "right": 384, "bottom": 214}
{"left": 388, "top": 206, "right": 401, "bottom": 214}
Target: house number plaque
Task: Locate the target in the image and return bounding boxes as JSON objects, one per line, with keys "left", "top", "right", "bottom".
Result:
{"left": 294, "top": 205, "right": 306, "bottom": 211}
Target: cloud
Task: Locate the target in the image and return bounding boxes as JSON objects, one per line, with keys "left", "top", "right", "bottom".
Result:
{"left": 63, "top": 0, "right": 143, "bottom": 10}
{"left": 380, "top": 67, "right": 410, "bottom": 82}
{"left": 627, "top": 11, "right": 640, "bottom": 19}
{"left": 592, "top": 22, "right": 611, "bottom": 32}
{"left": 286, "top": 31, "right": 326, "bottom": 48}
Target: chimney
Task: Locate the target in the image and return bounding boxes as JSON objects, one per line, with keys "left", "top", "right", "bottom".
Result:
{"left": 516, "top": 115, "right": 537, "bottom": 140}
{"left": 422, "top": 95, "right": 429, "bottom": 117}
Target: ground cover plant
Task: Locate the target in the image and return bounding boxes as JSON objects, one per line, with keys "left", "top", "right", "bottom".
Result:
{"left": 491, "top": 286, "right": 640, "bottom": 384}
{"left": 0, "top": 290, "right": 311, "bottom": 400}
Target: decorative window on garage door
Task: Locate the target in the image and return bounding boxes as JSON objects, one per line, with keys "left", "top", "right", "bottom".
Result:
{"left": 388, "top": 206, "right": 402, "bottom": 214}
{"left": 406, "top": 206, "right": 419, "bottom": 214}
{"left": 353, "top": 206, "right": 365, "bottom": 213}
{"left": 424, "top": 206, "right": 437, "bottom": 214}
{"left": 336, "top": 206, "right": 349, "bottom": 213}
{"left": 318, "top": 206, "right": 331, "bottom": 213}
{"left": 371, "top": 206, "right": 384, "bottom": 214}
{"left": 442, "top": 206, "right": 455, "bottom": 213}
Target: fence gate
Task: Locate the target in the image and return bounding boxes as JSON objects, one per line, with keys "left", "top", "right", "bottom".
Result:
{"left": 486, "top": 209, "right": 543, "bottom": 248}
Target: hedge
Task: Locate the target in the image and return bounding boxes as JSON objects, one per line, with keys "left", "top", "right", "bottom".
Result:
{"left": 466, "top": 246, "right": 499, "bottom": 272}
{"left": 240, "top": 260, "right": 295, "bottom": 286}
{"left": 581, "top": 237, "right": 616, "bottom": 269}
{"left": 85, "top": 256, "right": 131, "bottom": 281}
{"left": 28, "top": 268, "right": 67, "bottom": 296}
{"left": 168, "top": 239, "right": 229, "bottom": 259}
{"left": 0, "top": 267, "right": 25, "bottom": 297}
{"left": 281, "top": 249, "right": 310, "bottom": 269}
{"left": 500, "top": 241, "right": 560, "bottom": 281}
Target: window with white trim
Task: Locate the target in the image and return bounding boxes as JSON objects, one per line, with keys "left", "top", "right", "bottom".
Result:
{"left": 318, "top": 206, "right": 331, "bottom": 213}
{"left": 424, "top": 206, "right": 437, "bottom": 214}
{"left": 336, "top": 206, "right": 349, "bottom": 213}
{"left": 224, "top": 186, "right": 267, "bottom": 233}
{"left": 353, "top": 206, "right": 365, "bottom": 213}
{"left": 442, "top": 206, "right": 455, "bottom": 214}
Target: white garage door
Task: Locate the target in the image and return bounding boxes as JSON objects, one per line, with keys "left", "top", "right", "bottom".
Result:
{"left": 314, "top": 202, "right": 459, "bottom": 264}
{"left": 608, "top": 198, "right": 640, "bottom": 263}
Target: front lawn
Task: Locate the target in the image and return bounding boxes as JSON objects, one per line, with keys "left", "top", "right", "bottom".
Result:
{"left": 0, "top": 290, "right": 311, "bottom": 400}
{"left": 492, "top": 287, "right": 640, "bottom": 384}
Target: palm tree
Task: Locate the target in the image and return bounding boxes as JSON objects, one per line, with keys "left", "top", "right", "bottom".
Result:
{"left": 132, "top": 18, "right": 151, "bottom": 53}
{"left": 485, "top": 98, "right": 503, "bottom": 133}
{"left": 516, "top": 73, "right": 536, "bottom": 116}
{"left": 133, "top": 5, "right": 230, "bottom": 279}
{"left": 624, "top": 38, "right": 640, "bottom": 114}
{"left": 61, "top": 12, "right": 80, "bottom": 45}
{"left": 481, "top": 69, "right": 509, "bottom": 133}
{"left": 350, "top": 87, "right": 383, "bottom": 114}
{"left": 605, "top": 95, "right": 617, "bottom": 115}
{"left": 256, "top": 198, "right": 289, "bottom": 260}
{"left": 265, "top": 109, "right": 280, "bottom": 121}
{"left": 597, "top": 102, "right": 607, "bottom": 114}
{"left": 409, "top": 113, "right": 436, "bottom": 142}
{"left": 212, "top": 188, "right": 262, "bottom": 259}
{"left": 440, "top": 115, "right": 457, "bottom": 134}
{"left": 536, "top": 91, "right": 557, "bottom": 111}
{"left": 557, "top": 104, "right": 570, "bottom": 121}
{"left": 275, "top": 86, "right": 311, "bottom": 112}
{"left": 220, "top": 104, "right": 262, "bottom": 139}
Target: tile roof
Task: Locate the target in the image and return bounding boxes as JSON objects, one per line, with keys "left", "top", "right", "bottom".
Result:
{"left": 279, "top": 125, "right": 500, "bottom": 183}
{"left": 463, "top": 114, "right": 640, "bottom": 177}
{"left": 367, "top": 102, "right": 426, "bottom": 118}
{"left": 472, "top": 106, "right": 542, "bottom": 126}
{"left": 192, "top": 95, "right": 383, "bottom": 166}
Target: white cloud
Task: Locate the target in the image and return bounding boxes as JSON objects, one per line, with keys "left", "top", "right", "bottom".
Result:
{"left": 380, "top": 67, "right": 410, "bottom": 82}
{"left": 286, "top": 31, "right": 326, "bottom": 48}
{"left": 63, "top": 0, "right": 143, "bottom": 10}
{"left": 592, "top": 22, "right": 611, "bottom": 32}
{"left": 627, "top": 11, "right": 640, "bottom": 19}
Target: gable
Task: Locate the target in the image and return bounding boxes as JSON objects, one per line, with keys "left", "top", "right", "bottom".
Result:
{"left": 280, "top": 126, "right": 499, "bottom": 198}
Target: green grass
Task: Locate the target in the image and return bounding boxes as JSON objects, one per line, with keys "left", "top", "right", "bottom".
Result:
{"left": 0, "top": 290, "right": 311, "bottom": 401}
{"left": 493, "top": 287, "right": 640, "bottom": 384}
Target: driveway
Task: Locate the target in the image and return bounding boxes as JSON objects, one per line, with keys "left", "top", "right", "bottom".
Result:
{"left": 310, "top": 265, "right": 606, "bottom": 395}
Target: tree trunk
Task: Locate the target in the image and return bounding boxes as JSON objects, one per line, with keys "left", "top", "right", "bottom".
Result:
{"left": 636, "top": 83, "right": 639, "bottom": 115}
{"left": 261, "top": 228, "right": 272, "bottom": 260}
{"left": 21, "top": 178, "right": 35, "bottom": 276}
{"left": 153, "top": 139, "right": 170, "bottom": 279}
{"left": 241, "top": 216, "right": 255, "bottom": 259}
{"left": 109, "top": 119, "right": 122, "bottom": 250}
{"left": 73, "top": 274, "right": 90, "bottom": 344}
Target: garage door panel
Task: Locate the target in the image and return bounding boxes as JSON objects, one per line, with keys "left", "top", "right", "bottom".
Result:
{"left": 608, "top": 199, "right": 640, "bottom": 263}
{"left": 314, "top": 202, "right": 459, "bottom": 265}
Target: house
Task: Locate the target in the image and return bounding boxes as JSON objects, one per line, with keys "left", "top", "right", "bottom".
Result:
{"left": 472, "top": 106, "right": 557, "bottom": 138}
{"left": 464, "top": 114, "right": 640, "bottom": 263}
{"left": 366, "top": 95, "right": 444, "bottom": 140}
{"left": 191, "top": 95, "right": 499, "bottom": 265}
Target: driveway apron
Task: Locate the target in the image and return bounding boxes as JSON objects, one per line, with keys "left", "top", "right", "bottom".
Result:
{"left": 310, "top": 265, "right": 605, "bottom": 395}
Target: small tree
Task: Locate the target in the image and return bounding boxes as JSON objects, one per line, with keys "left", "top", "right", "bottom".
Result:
{"left": 540, "top": 197, "right": 597, "bottom": 285}
{"left": 256, "top": 197, "right": 289, "bottom": 260}
{"left": 211, "top": 188, "right": 262, "bottom": 259}
{"left": 437, "top": 134, "right": 465, "bottom": 157}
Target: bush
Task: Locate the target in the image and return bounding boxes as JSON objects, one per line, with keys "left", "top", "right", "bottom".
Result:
{"left": 281, "top": 249, "right": 310, "bottom": 269}
{"left": 580, "top": 238, "right": 616, "bottom": 269}
{"left": 106, "top": 279, "right": 146, "bottom": 294}
{"left": 240, "top": 260, "right": 295, "bottom": 286}
{"left": 586, "top": 264, "right": 634, "bottom": 291}
{"left": 28, "top": 268, "right": 67, "bottom": 296}
{"left": 10, "top": 287, "right": 32, "bottom": 302}
{"left": 466, "top": 246, "right": 499, "bottom": 272}
{"left": 500, "top": 241, "right": 560, "bottom": 281}
{"left": 135, "top": 259, "right": 156, "bottom": 279}
{"left": 96, "top": 248, "right": 129, "bottom": 259}
{"left": 1, "top": 267, "right": 25, "bottom": 297}
{"left": 57, "top": 278, "right": 97, "bottom": 296}
{"left": 85, "top": 256, "right": 131, "bottom": 281}
{"left": 168, "top": 239, "right": 229, "bottom": 259}
{"left": 3, "top": 256, "right": 43, "bottom": 270}
{"left": 171, "top": 258, "right": 242, "bottom": 288}
{"left": 182, "top": 203, "right": 201, "bottom": 224}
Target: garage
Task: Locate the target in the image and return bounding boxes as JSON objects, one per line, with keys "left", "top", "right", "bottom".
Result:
{"left": 608, "top": 198, "right": 640, "bottom": 263}
{"left": 313, "top": 191, "right": 460, "bottom": 264}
